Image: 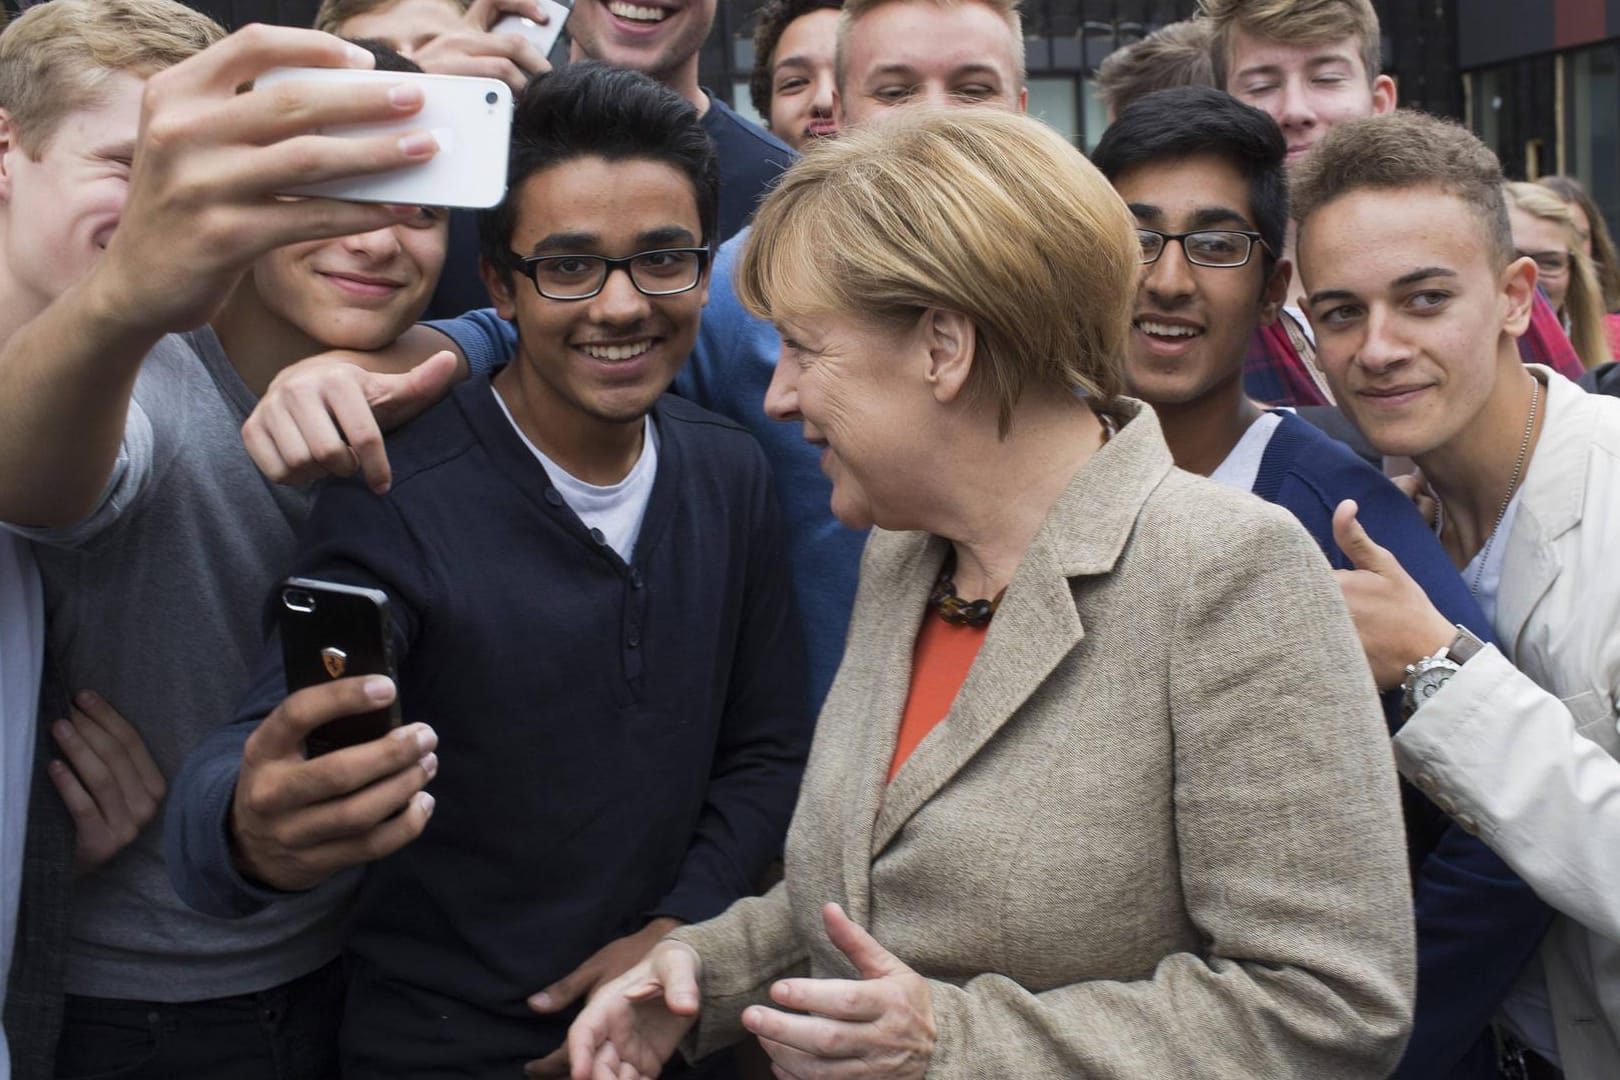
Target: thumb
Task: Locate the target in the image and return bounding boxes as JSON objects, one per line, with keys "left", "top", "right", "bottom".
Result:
{"left": 614, "top": 942, "right": 703, "bottom": 1014}
{"left": 373, "top": 350, "right": 460, "bottom": 414}
{"left": 1331, "top": 499, "right": 1393, "bottom": 575}
{"left": 822, "top": 902, "right": 902, "bottom": 980}
{"left": 246, "top": 676, "right": 398, "bottom": 763}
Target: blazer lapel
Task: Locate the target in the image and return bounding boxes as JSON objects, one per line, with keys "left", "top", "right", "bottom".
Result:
{"left": 870, "top": 401, "right": 1173, "bottom": 856}
{"left": 835, "top": 531, "right": 941, "bottom": 926}
{"left": 1497, "top": 370, "right": 1587, "bottom": 658}
{"left": 872, "top": 541, "right": 1084, "bottom": 854}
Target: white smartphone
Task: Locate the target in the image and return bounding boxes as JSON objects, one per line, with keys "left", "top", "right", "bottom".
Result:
{"left": 493, "top": 0, "right": 572, "bottom": 57}
{"left": 255, "top": 67, "right": 512, "bottom": 210}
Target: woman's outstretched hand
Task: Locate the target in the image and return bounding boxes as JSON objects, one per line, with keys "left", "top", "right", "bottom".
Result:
{"left": 564, "top": 939, "right": 702, "bottom": 1080}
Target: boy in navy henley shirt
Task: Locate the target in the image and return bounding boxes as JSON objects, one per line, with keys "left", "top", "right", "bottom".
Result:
{"left": 167, "top": 65, "right": 811, "bottom": 1079}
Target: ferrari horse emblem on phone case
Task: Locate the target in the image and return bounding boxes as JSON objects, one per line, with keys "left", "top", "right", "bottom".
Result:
{"left": 321, "top": 647, "right": 348, "bottom": 679}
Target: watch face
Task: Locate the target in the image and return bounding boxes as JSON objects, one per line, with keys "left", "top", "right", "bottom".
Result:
{"left": 1411, "top": 667, "right": 1456, "bottom": 706}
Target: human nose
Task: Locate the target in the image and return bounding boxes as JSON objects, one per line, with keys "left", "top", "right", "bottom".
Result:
{"left": 1275, "top": 76, "right": 1316, "bottom": 132}
{"left": 764, "top": 347, "right": 802, "bottom": 422}
{"left": 586, "top": 263, "right": 653, "bottom": 324}
{"left": 343, "top": 224, "right": 404, "bottom": 261}
{"left": 1357, "top": 305, "right": 1410, "bottom": 374}
{"left": 810, "top": 73, "right": 837, "bottom": 117}
{"left": 1142, "top": 236, "right": 1196, "bottom": 303}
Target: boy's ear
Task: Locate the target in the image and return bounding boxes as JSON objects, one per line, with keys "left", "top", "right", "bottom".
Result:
{"left": 1257, "top": 257, "right": 1293, "bottom": 327}
{"left": 0, "top": 111, "right": 21, "bottom": 204}
{"left": 1500, "top": 253, "right": 1538, "bottom": 339}
{"left": 480, "top": 257, "right": 518, "bottom": 321}
{"left": 1371, "top": 74, "right": 1397, "bottom": 115}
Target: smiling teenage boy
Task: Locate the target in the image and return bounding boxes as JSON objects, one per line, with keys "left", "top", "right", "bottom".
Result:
{"left": 1092, "top": 85, "right": 1551, "bottom": 1080}
{"left": 1201, "top": 0, "right": 1585, "bottom": 406}
{"left": 0, "top": 4, "right": 221, "bottom": 1073}
{"left": 1295, "top": 110, "right": 1620, "bottom": 1080}
{"left": 244, "top": 0, "right": 1035, "bottom": 715}
{"left": 0, "top": 23, "right": 451, "bottom": 1077}
{"left": 419, "top": 0, "right": 793, "bottom": 320}
{"left": 568, "top": 0, "right": 793, "bottom": 244}
{"left": 167, "top": 63, "right": 809, "bottom": 1080}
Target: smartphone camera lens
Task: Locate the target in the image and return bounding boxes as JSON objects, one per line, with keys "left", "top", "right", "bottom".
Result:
{"left": 283, "top": 589, "right": 317, "bottom": 613}
{"left": 485, "top": 90, "right": 498, "bottom": 105}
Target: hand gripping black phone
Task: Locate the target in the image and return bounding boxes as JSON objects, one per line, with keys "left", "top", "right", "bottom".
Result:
{"left": 278, "top": 578, "right": 402, "bottom": 757}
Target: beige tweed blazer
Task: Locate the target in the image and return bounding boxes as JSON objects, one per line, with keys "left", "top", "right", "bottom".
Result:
{"left": 674, "top": 401, "right": 1416, "bottom": 1078}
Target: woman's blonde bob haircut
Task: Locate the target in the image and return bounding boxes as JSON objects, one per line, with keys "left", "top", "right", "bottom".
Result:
{"left": 734, "top": 107, "right": 1134, "bottom": 434}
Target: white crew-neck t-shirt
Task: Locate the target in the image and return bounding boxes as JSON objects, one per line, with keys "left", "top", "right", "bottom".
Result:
{"left": 493, "top": 388, "right": 659, "bottom": 562}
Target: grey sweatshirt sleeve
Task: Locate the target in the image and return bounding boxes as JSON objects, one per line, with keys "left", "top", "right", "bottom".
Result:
{"left": 164, "top": 641, "right": 309, "bottom": 919}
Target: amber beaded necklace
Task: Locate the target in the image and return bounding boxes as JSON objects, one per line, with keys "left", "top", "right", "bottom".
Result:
{"left": 927, "top": 410, "right": 1116, "bottom": 627}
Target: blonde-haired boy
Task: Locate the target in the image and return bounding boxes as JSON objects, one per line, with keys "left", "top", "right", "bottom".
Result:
{"left": 1195, "top": 0, "right": 1588, "bottom": 410}
{"left": 0, "top": 3, "right": 218, "bottom": 1075}
{"left": 0, "top": 9, "right": 447, "bottom": 1078}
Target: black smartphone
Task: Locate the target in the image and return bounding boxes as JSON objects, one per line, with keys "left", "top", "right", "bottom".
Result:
{"left": 278, "top": 577, "right": 402, "bottom": 757}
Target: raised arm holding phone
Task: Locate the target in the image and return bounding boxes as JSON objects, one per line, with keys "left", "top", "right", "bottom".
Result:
{"left": 0, "top": 22, "right": 461, "bottom": 1079}
{"left": 0, "top": 25, "right": 438, "bottom": 528}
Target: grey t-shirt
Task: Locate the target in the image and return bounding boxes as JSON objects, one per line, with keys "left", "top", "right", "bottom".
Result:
{"left": 3, "top": 328, "right": 354, "bottom": 1001}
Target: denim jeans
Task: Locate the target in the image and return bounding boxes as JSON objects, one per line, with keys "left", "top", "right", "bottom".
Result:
{"left": 52, "top": 959, "right": 344, "bottom": 1080}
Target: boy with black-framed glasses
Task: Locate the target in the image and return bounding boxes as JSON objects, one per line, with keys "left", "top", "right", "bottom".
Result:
{"left": 1092, "top": 86, "right": 1552, "bottom": 1080}
{"left": 166, "top": 62, "right": 810, "bottom": 1080}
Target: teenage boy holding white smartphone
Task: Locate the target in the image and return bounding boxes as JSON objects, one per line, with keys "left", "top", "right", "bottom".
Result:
{"left": 0, "top": 20, "right": 450, "bottom": 1079}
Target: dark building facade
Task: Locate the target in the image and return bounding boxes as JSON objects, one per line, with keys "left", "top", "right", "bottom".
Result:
{"left": 1459, "top": 1, "right": 1619, "bottom": 236}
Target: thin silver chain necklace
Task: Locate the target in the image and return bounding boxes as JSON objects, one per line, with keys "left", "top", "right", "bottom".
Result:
{"left": 1434, "top": 378, "right": 1540, "bottom": 596}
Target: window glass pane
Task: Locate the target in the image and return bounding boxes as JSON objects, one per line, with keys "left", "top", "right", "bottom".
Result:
{"left": 1080, "top": 76, "right": 1110, "bottom": 152}
{"left": 1570, "top": 44, "right": 1620, "bottom": 241}
{"left": 1026, "top": 34, "right": 1054, "bottom": 71}
{"left": 731, "top": 81, "right": 767, "bottom": 130}
{"left": 1052, "top": 35, "right": 1083, "bottom": 69}
{"left": 1472, "top": 66, "right": 1507, "bottom": 164}
{"left": 1026, "top": 76, "right": 1078, "bottom": 145}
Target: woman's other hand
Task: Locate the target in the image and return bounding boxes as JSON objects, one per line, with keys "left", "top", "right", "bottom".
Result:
{"left": 742, "top": 903, "right": 935, "bottom": 1080}
{"left": 564, "top": 939, "right": 701, "bottom": 1080}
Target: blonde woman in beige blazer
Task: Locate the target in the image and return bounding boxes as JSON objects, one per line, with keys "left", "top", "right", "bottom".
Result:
{"left": 565, "top": 109, "right": 1415, "bottom": 1080}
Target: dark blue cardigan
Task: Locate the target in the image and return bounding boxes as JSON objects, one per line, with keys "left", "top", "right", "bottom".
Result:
{"left": 166, "top": 376, "right": 811, "bottom": 1077}
{"left": 1256, "top": 411, "right": 1552, "bottom": 1080}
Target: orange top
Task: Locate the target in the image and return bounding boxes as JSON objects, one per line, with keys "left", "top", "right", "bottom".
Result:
{"left": 888, "top": 613, "right": 990, "bottom": 783}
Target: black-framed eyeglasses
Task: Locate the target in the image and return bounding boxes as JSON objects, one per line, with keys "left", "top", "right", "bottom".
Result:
{"left": 510, "top": 247, "right": 710, "bottom": 301}
{"left": 1137, "top": 228, "right": 1271, "bottom": 268}
{"left": 1516, "top": 248, "right": 1570, "bottom": 276}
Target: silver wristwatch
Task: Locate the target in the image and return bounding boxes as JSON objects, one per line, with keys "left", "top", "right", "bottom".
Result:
{"left": 1401, "top": 625, "right": 1486, "bottom": 719}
